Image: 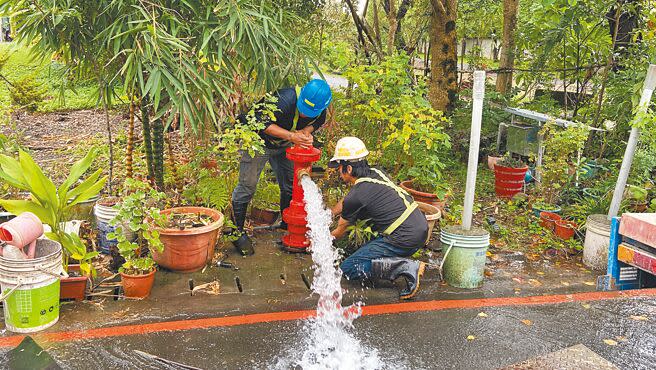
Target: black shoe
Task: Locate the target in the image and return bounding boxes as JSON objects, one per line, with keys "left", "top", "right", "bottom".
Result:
{"left": 233, "top": 233, "right": 254, "bottom": 256}
{"left": 371, "top": 257, "right": 426, "bottom": 300}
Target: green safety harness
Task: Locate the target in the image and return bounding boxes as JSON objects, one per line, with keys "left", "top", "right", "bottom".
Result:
{"left": 354, "top": 168, "right": 419, "bottom": 235}
{"left": 268, "top": 86, "right": 318, "bottom": 147}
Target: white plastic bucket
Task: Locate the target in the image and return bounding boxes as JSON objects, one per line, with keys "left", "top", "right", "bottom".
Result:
{"left": 94, "top": 204, "right": 135, "bottom": 241}
{"left": 0, "top": 239, "right": 63, "bottom": 333}
{"left": 583, "top": 214, "right": 611, "bottom": 271}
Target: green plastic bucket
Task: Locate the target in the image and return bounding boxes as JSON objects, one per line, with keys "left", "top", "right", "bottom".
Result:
{"left": 440, "top": 226, "right": 490, "bottom": 289}
{"left": 0, "top": 239, "right": 63, "bottom": 333}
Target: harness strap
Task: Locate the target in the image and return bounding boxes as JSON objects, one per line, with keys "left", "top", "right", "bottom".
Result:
{"left": 354, "top": 169, "right": 418, "bottom": 235}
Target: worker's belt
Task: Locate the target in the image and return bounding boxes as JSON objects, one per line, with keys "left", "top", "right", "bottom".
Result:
{"left": 354, "top": 168, "right": 419, "bottom": 235}
{"left": 267, "top": 85, "right": 317, "bottom": 147}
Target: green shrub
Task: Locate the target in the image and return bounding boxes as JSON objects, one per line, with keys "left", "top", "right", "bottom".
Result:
{"left": 9, "top": 74, "right": 45, "bottom": 112}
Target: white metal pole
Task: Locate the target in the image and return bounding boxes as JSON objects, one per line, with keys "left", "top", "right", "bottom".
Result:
{"left": 608, "top": 64, "right": 656, "bottom": 219}
{"left": 462, "top": 70, "right": 486, "bottom": 230}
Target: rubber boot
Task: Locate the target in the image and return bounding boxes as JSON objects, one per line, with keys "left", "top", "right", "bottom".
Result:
{"left": 371, "top": 257, "right": 426, "bottom": 300}
{"left": 231, "top": 201, "right": 254, "bottom": 256}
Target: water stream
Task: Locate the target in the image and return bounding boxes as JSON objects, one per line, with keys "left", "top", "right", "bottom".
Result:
{"left": 276, "top": 176, "right": 383, "bottom": 369}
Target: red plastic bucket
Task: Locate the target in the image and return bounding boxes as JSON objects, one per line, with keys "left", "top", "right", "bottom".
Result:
{"left": 494, "top": 164, "right": 528, "bottom": 198}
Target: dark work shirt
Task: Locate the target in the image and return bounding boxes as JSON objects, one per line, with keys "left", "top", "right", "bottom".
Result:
{"left": 341, "top": 169, "right": 428, "bottom": 249}
{"left": 238, "top": 87, "right": 327, "bottom": 149}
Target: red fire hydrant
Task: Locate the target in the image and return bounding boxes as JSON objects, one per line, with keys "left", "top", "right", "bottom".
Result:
{"left": 282, "top": 145, "right": 321, "bottom": 253}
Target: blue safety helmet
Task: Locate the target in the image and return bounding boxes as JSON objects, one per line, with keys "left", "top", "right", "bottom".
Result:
{"left": 297, "top": 79, "right": 332, "bottom": 118}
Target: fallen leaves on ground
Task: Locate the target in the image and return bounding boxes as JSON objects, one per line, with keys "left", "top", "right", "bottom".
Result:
{"left": 512, "top": 277, "right": 524, "bottom": 284}
{"left": 521, "top": 319, "right": 533, "bottom": 326}
{"left": 528, "top": 279, "right": 542, "bottom": 286}
{"left": 581, "top": 303, "right": 591, "bottom": 309}
{"left": 478, "top": 312, "right": 488, "bottom": 318}
{"left": 467, "top": 335, "right": 476, "bottom": 341}
{"left": 192, "top": 281, "right": 221, "bottom": 295}
{"left": 561, "top": 281, "right": 570, "bottom": 286}
{"left": 111, "top": 308, "right": 131, "bottom": 319}
{"left": 536, "top": 271, "right": 545, "bottom": 275}
{"left": 603, "top": 339, "right": 618, "bottom": 346}
{"left": 583, "top": 281, "right": 595, "bottom": 286}
{"left": 630, "top": 315, "right": 649, "bottom": 321}
{"left": 615, "top": 336, "right": 628, "bottom": 342}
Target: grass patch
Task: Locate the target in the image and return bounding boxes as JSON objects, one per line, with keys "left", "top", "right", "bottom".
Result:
{"left": 0, "top": 42, "right": 122, "bottom": 112}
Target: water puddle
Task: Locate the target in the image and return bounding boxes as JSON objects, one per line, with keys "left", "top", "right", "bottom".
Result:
{"left": 274, "top": 176, "right": 383, "bottom": 369}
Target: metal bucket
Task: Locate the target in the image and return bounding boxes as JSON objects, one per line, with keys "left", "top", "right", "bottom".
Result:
{"left": 583, "top": 214, "right": 611, "bottom": 271}
{"left": 440, "top": 226, "right": 490, "bottom": 288}
{"left": 0, "top": 239, "right": 63, "bottom": 333}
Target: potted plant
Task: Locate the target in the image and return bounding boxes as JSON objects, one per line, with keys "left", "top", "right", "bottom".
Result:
{"left": 493, "top": 154, "right": 528, "bottom": 199}
{"left": 398, "top": 134, "right": 452, "bottom": 209}
{"left": 153, "top": 206, "right": 224, "bottom": 273}
{"left": 0, "top": 149, "right": 104, "bottom": 295}
{"left": 251, "top": 181, "right": 280, "bottom": 225}
{"left": 108, "top": 179, "right": 168, "bottom": 298}
{"left": 531, "top": 200, "right": 562, "bottom": 217}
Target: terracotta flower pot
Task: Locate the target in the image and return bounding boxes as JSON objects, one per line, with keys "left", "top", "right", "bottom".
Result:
{"left": 153, "top": 207, "right": 224, "bottom": 273}
{"left": 417, "top": 202, "right": 441, "bottom": 246}
{"left": 539, "top": 212, "right": 562, "bottom": 232}
{"left": 250, "top": 207, "right": 279, "bottom": 225}
{"left": 400, "top": 180, "right": 447, "bottom": 210}
{"left": 60, "top": 264, "right": 88, "bottom": 301}
{"left": 121, "top": 269, "right": 156, "bottom": 298}
{"left": 554, "top": 220, "right": 577, "bottom": 240}
{"left": 494, "top": 164, "right": 528, "bottom": 198}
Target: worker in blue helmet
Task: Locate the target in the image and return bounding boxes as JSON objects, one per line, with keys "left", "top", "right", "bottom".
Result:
{"left": 231, "top": 79, "right": 333, "bottom": 255}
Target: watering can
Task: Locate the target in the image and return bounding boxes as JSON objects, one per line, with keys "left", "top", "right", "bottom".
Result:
{"left": 0, "top": 212, "right": 44, "bottom": 260}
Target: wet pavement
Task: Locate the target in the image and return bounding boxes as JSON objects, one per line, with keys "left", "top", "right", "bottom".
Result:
{"left": 2, "top": 231, "right": 654, "bottom": 369}
{"left": 1, "top": 295, "right": 654, "bottom": 369}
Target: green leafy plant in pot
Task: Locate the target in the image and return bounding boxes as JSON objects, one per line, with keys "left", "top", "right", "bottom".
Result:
{"left": 108, "top": 179, "right": 168, "bottom": 298}
{"left": 251, "top": 180, "right": 280, "bottom": 225}
{"left": 0, "top": 149, "right": 105, "bottom": 276}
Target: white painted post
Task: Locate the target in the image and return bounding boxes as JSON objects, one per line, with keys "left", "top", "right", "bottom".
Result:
{"left": 608, "top": 64, "right": 656, "bottom": 220}
{"left": 462, "top": 70, "right": 486, "bottom": 230}
{"left": 0, "top": 18, "right": 4, "bottom": 42}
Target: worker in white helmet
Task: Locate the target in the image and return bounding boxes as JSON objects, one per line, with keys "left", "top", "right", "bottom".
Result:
{"left": 329, "top": 137, "right": 428, "bottom": 300}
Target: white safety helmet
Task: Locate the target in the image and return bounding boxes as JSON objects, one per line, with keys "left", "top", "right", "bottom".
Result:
{"left": 328, "top": 137, "right": 369, "bottom": 168}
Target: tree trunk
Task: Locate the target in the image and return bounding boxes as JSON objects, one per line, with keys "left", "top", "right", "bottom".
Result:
{"left": 496, "top": 0, "right": 519, "bottom": 94}
{"left": 126, "top": 97, "right": 135, "bottom": 179}
{"left": 373, "top": 0, "right": 382, "bottom": 47}
{"left": 141, "top": 98, "right": 155, "bottom": 183}
{"left": 152, "top": 118, "right": 165, "bottom": 190}
{"left": 387, "top": 0, "right": 398, "bottom": 54}
{"left": 103, "top": 104, "right": 114, "bottom": 195}
{"left": 428, "top": 0, "right": 458, "bottom": 112}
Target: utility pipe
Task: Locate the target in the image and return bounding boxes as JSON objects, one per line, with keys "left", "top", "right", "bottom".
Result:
{"left": 608, "top": 64, "right": 656, "bottom": 220}
{"left": 462, "top": 71, "right": 486, "bottom": 230}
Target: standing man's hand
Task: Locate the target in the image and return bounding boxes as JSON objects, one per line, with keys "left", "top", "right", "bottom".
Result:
{"left": 290, "top": 131, "right": 314, "bottom": 148}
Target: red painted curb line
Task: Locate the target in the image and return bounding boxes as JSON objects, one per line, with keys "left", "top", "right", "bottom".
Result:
{"left": 1, "top": 288, "right": 655, "bottom": 348}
